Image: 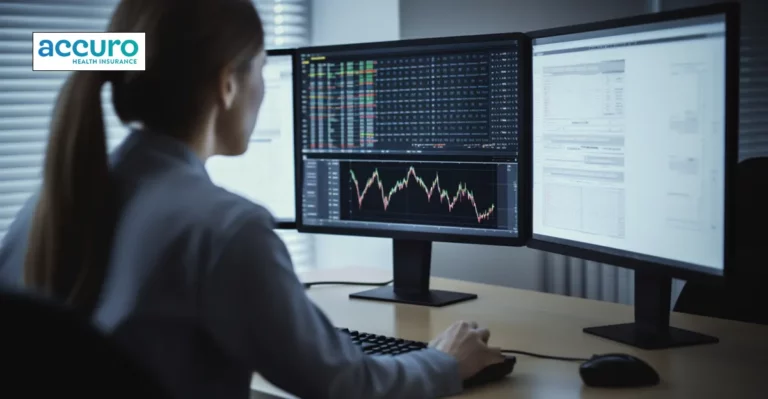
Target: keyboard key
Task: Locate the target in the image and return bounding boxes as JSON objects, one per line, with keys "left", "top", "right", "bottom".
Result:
{"left": 337, "top": 327, "right": 431, "bottom": 357}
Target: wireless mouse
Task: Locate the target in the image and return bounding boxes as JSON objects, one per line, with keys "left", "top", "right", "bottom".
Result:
{"left": 579, "top": 353, "right": 660, "bottom": 388}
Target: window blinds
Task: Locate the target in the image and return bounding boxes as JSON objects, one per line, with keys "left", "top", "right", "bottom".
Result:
{"left": 255, "top": 0, "right": 311, "bottom": 49}
{"left": 736, "top": 0, "right": 768, "bottom": 160}
{"left": 0, "top": 0, "right": 314, "bottom": 270}
{"left": 662, "top": 0, "right": 768, "bottom": 160}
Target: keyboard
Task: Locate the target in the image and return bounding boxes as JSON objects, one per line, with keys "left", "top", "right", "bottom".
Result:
{"left": 337, "top": 328, "right": 517, "bottom": 388}
{"left": 337, "top": 328, "right": 428, "bottom": 356}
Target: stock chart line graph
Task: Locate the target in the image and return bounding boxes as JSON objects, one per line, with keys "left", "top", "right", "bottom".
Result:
{"left": 341, "top": 161, "right": 499, "bottom": 229}
{"left": 350, "top": 167, "right": 495, "bottom": 223}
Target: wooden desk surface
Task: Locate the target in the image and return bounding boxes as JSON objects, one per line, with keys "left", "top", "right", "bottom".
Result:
{"left": 252, "top": 267, "right": 768, "bottom": 399}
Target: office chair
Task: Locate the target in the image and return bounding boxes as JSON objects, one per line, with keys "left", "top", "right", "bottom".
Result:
{"left": 674, "top": 157, "right": 768, "bottom": 325}
{"left": 0, "top": 287, "right": 173, "bottom": 398}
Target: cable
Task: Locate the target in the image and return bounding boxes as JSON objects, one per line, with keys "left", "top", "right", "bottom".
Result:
{"left": 500, "top": 349, "right": 590, "bottom": 362}
{"left": 309, "top": 281, "right": 588, "bottom": 362}
{"left": 303, "top": 280, "right": 394, "bottom": 289}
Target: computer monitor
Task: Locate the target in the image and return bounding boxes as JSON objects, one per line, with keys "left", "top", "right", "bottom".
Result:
{"left": 206, "top": 49, "right": 297, "bottom": 227}
{"left": 295, "top": 34, "right": 530, "bottom": 306}
{"left": 529, "top": 3, "right": 739, "bottom": 349}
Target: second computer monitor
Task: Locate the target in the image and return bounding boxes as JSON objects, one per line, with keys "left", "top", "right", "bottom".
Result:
{"left": 530, "top": 8, "right": 733, "bottom": 277}
{"left": 529, "top": 3, "right": 739, "bottom": 348}
{"left": 295, "top": 34, "right": 529, "bottom": 246}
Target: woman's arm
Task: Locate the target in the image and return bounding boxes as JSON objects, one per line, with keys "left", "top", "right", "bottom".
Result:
{"left": 200, "top": 213, "right": 463, "bottom": 399}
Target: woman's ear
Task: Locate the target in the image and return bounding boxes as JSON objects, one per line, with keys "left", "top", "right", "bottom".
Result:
{"left": 218, "top": 66, "right": 239, "bottom": 110}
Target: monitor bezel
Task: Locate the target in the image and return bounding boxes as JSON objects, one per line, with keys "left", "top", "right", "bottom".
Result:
{"left": 525, "top": 3, "right": 740, "bottom": 282}
{"left": 292, "top": 33, "right": 532, "bottom": 247}
{"left": 265, "top": 48, "right": 298, "bottom": 230}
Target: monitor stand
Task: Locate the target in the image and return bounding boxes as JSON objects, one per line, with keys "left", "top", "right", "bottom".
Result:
{"left": 349, "top": 239, "right": 477, "bottom": 307}
{"left": 583, "top": 271, "right": 719, "bottom": 350}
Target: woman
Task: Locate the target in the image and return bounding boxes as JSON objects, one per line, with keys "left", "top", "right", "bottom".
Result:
{"left": 0, "top": 0, "right": 503, "bottom": 398}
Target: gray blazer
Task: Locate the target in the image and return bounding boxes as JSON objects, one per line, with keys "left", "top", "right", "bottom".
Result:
{"left": 0, "top": 129, "right": 461, "bottom": 399}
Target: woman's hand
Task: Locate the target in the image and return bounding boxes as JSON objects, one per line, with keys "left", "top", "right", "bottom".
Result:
{"left": 429, "top": 320, "right": 505, "bottom": 379}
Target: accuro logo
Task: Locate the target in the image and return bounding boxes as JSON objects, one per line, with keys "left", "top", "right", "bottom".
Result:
{"left": 32, "top": 32, "right": 145, "bottom": 71}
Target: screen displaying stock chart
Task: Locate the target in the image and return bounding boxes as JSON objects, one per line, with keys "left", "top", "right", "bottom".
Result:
{"left": 297, "top": 36, "right": 524, "bottom": 240}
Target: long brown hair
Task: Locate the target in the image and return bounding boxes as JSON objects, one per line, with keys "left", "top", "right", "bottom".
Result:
{"left": 24, "top": 0, "right": 264, "bottom": 314}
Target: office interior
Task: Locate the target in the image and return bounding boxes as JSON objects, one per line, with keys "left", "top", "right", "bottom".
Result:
{"left": 295, "top": 0, "right": 765, "bottom": 306}
{"left": 1, "top": 0, "right": 767, "bottom": 398}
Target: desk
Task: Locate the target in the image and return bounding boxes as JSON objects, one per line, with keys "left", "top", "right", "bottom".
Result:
{"left": 251, "top": 268, "right": 767, "bottom": 398}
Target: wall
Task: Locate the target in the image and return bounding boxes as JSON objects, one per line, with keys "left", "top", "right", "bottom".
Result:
{"left": 400, "top": 0, "right": 648, "bottom": 39}
{"left": 311, "top": 0, "right": 400, "bottom": 45}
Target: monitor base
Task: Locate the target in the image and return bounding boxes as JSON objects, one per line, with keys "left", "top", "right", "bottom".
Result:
{"left": 347, "top": 239, "right": 478, "bottom": 307}
{"left": 583, "top": 323, "right": 719, "bottom": 350}
{"left": 583, "top": 272, "right": 719, "bottom": 349}
{"left": 350, "top": 286, "right": 477, "bottom": 307}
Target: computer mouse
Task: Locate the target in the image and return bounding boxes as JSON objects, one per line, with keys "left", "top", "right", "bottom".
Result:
{"left": 463, "top": 355, "right": 516, "bottom": 388}
{"left": 579, "top": 353, "right": 660, "bottom": 388}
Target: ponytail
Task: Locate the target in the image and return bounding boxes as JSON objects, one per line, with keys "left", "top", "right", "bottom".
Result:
{"left": 21, "top": 0, "right": 264, "bottom": 314}
{"left": 24, "top": 71, "right": 116, "bottom": 315}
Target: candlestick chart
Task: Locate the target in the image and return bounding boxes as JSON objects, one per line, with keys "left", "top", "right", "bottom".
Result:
{"left": 340, "top": 161, "right": 499, "bottom": 229}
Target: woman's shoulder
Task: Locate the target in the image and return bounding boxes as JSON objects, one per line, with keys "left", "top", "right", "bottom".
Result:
{"left": 205, "top": 183, "right": 274, "bottom": 223}
{"left": 174, "top": 179, "right": 275, "bottom": 239}
{"left": 171, "top": 182, "right": 286, "bottom": 273}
